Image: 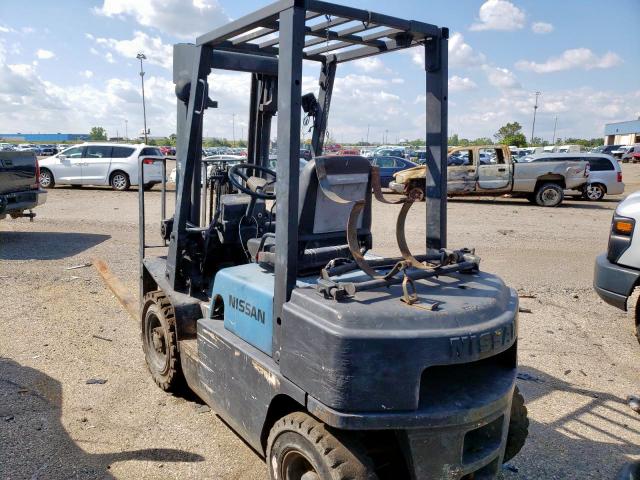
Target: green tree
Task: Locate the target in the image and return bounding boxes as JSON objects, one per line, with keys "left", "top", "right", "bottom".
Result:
{"left": 494, "top": 122, "right": 527, "bottom": 147}
{"left": 448, "top": 133, "right": 460, "bottom": 146}
{"left": 89, "top": 126, "right": 107, "bottom": 141}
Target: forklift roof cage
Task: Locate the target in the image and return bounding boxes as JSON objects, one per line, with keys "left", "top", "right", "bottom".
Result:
{"left": 166, "top": 0, "right": 449, "bottom": 322}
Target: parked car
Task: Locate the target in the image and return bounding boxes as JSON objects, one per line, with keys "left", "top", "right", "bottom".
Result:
{"left": 39, "top": 147, "right": 57, "bottom": 156}
{"left": 38, "top": 143, "right": 164, "bottom": 191}
{"left": 594, "top": 191, "right": 640, "bottom": 343}
{"left": 524, "top": 153, "right": 624, "bottom": 201}
{"left": 591, "top": 145, "right": 621, "bottom": 155}
{"left": 371, "top": 156, "right": 417, "bottom": 187}
{"left": 0, "top": 150, "right": 47, "bottom": 221}
{"left": 389, "top": 145, "right": 589, "bottom": 205}
{"left": 337, "top": 148, "right": 360, "bottom": 156}
{"left": 620, "top": 144, "right": 640, "bottom": 163}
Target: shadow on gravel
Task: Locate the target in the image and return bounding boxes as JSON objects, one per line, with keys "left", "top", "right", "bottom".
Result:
{"left": 0, "top": 358, "right": 204, "bottom": 479}
{"left": 509, "top": 367, "right": 640, "bottom": 478}
{"left": 0, "top": 232, "right": 110, "bottom": 260}
{"left": 448, "top": 197, "right": 615, "bottom": 210}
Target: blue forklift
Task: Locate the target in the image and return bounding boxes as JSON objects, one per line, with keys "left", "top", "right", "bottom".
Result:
{"left": 137, "top": 1, "right": 528, "bottom": 478}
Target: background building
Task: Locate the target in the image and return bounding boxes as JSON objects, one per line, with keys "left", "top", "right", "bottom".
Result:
{"left": 604, "top": 120, "right": 640, "bottom": 145}
{"left": 0, "top": 133, "right": 89, "bottom": 142}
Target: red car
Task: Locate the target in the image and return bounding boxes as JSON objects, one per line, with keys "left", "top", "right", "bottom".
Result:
{"left": 159, "top": 146, "right": 176, "bottom": 156}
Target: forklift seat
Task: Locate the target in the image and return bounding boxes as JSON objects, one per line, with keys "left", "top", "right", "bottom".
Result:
{"left": 248, "top": 155, "right": 372, "bottom": 272}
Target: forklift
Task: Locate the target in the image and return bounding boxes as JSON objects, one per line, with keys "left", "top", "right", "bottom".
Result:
{"left": 137, "top": 1, "right": 528, "bottom": 478}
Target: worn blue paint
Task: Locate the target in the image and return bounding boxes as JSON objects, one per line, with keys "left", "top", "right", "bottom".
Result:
{"left": 604, "top": 120, "right": 640, "bottom": 136}
{"left": 211, "top": 263, "right": 275, "bottom": 356}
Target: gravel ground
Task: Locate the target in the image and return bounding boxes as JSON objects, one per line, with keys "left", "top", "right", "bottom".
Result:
{"left": 1, "top": 164, "right": 639, "bottom": 479}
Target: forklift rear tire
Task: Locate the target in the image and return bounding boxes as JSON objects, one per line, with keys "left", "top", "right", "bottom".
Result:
{"left": 504, "top": 386, "right": 529, "bottom": 463}
{"left": 141, "top": 291, "right": 185, "bottom": 392}
{"left": 267, "top": 412, "right": 377, "bottom": 480}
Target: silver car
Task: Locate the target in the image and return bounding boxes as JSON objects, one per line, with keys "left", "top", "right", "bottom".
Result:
{"left": 525, "top": 153, "right": 624, "bottom": 201}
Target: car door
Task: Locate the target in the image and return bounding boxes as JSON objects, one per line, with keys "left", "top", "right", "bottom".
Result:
{"left": 447, "top": 148, "right": 476, "bottom": 193}
{"left": 477, "top": 147, "right": 511, "bottom": 191}
{"left": 81, "top": 145, "right": 113, "bottom": 184}
{"left": 55, "top": 146, "right": 85, "bottom": 183}
{"left": 372, "top": 156, "right": 397, "bottom": 187}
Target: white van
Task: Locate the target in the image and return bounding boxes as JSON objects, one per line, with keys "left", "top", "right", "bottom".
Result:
{"left": 38, "top": 143, "right": 164, "bottom": 191}
{"left": 558, "top": 144, "right": 582, "bottom": 153}
{"left": 594, "top": 191, "right": 640, "bottom": 343}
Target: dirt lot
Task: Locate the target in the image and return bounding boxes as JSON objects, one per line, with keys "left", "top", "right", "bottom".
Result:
{"left": 1, "top": 164, "right": 640, "bottom": 479}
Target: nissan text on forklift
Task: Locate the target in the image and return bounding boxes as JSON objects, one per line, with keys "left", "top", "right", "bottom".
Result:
{"left": 137, "top": 1, "right": 529, "bottom": 478}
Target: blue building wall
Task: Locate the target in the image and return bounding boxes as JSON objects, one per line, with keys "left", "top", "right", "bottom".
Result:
{"left": 0, "top": 133, "right": 89, "bottom": 142}
{"left": 604, "top": 120, "right": 640, "bottom": 136}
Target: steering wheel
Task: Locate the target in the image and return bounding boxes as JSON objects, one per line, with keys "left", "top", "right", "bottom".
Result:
{"left": 228, "top": 163, "right": 277, "bottom": 200}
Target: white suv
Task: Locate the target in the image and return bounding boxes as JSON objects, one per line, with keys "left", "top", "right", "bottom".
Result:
{"left": 38, "top": 143, "right": 164, "bottom": 191}
{"left": 594, "top": 191, "right": 640, "bottom": 343}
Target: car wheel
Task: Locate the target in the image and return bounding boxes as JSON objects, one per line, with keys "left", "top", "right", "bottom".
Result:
{"left": 407, "top": 185, "right": 425, "bottom": 202}
{"left": 267, "top": 412, "right": 377, "bottom": 480}
{"left": 39, "top": 169, "right": 55, "bottom": 188}
{"left": 110, "top": 171, "right": 130, "bottom": 191}
{"left": 534, "top": 183, "right": 563, "bottom": 207}
{"left": 582, "top": 183, "right": 605, "bottom": 201}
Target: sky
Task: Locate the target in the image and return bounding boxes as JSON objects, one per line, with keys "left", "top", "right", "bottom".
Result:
{"left": 0, "top": 0, "right": 638, "bottom": 144}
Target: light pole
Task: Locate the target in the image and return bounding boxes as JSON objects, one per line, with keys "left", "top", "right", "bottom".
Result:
{"left": 124, "top": 119, "right": 128, "bottom": 140}
{"left": 551, "top": 116, "right": 558, "bottom": 145}
{"left": 530, "top": 91, "right": 541, "bottom": 144}
{"left": 137, "top": 53, "right": 148, "bottom": 144}
{"left": 232, "top": 113, "right": 236, "bottom": 146}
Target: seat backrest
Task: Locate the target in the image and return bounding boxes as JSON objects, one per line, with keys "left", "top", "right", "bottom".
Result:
{"left": 298, "top": 155, "right": 372, "bottom": 247}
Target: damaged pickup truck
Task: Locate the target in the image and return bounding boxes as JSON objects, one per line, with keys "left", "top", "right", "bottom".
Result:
{"left": 389, "top": 145, "right": 590, "bottom": 207}
{"left": 0, "top": 151, "right": 47, "bottom": 221}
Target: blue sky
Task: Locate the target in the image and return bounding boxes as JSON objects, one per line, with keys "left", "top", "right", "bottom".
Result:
{"left": 0, "top": 0, "right": 638, "bottom": 143}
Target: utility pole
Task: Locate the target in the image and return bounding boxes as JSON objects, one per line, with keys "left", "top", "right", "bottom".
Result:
{"left": 136, "top": 53, "right": 148, "bottom": 144}
{"left": 530, "top": 91, "right": 541, "bottom": 144}
{"left": 124, "top": 119, "right": 128, "bottom": 140}
{"left": 551, "top": 116, "right": 558, "bottom": 145}
{"left": 232, "top": 113, "right": 236, "bottom": 146}
{"left": 366, "top": 124, "right": 370, "bottom": 144}
{"left": 385, "top": 129, "right": 389, "bottom": 145}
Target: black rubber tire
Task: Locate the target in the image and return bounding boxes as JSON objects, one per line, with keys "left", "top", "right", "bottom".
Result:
{"left": 626, "top": 287, "right": 640, "bottom": 345}
{"left": 71, "top": 184, "right": 82, "bottom": 189}
{"left": 504, "top": 386, "right": 529, "bottom": 463}
{"left": 141, "top": 291, "right": 185, "bottom": 392}
{"left": 110, "top": 171, "right": 130, "bottom": 191}
{"left": 267, "top": 412, "right": 378, "bottom": 480}
{"left": 407, "top": 185, "right": 425, "bottom": 202}
{"left": 582, "top": 183, "right": 606, "bottom": 201}
{"left": 39, "top": 168, "right": 55, "bottom": 189}
{"left": 534, "top": 183, "right": 564, "bottom": 207}
{"left": 143, "top": 183, "right": 155, "bottom": 191}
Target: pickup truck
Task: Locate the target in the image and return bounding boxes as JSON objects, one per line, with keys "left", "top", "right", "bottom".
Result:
{"left": 0, "top": 151, "right": 47, "bottom": 221}
{"left": 389, "top": 145, "right": 589, "bottom": 207}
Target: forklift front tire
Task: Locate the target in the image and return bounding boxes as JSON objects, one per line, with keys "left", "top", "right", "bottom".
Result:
{"left": 141, "top": 291, "right": 185, "bottom": 392}
{"left": 267, "top": 412, "right": 377, "bottom": 480}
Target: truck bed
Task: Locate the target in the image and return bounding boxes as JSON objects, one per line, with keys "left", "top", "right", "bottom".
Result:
{"left": 0, "top": 151, "right": 46, "bottom": 219}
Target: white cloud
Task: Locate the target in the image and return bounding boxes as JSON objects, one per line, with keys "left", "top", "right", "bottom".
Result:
{"left": 516, "top": 48, "right": 623, "bottom": 73}
{"left": 81, "top": 70, "right": 94, "bottom": 79}
{"left": 409, "top": 32, "right": 485, "bottom": 69}
{"left": 96, "top": 0, "right": 230, "bottom": 39}
{"left": 449, "top": 76, "right": 477, "bottom": 92}
{"left": 0, "top": 25, "right": 15, "bottom": 34}
{"left": 531, "top": 22, "right": 554, "bottom": 34}
{"left": 21, "top": 27, "right": 35, "bottom": 34}
{"left": 92, "top": 31, "right": 173, "bottom": 69}
{"left": 470, "top": 0, "right": 526, "bottom": 31}
{"left": 352, "top": 57, "right": 389, "bottom": 74}
{"left": 35, "top": 49, "right": 55, "bottom": 60}
{"left": 483, "top": 66, "right": 520, "bottom": 89}
{"left": 105, "top": 52, "right": 115, "bottom": 64}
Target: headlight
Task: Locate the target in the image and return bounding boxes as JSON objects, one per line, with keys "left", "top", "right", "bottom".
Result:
{"left": 608, "top": 215, "right": 635, "bottom": 263}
